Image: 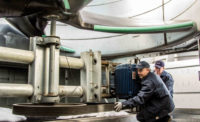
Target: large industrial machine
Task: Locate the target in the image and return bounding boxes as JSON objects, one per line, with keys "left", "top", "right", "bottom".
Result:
{"left": 0, "top": 0, "right": 200, "bottom": 121}
{"left": 0, "top": 26, "right": 141, "bottom": 119}
{"left": 0, "top": 1, "right": 142, "bottom": 119}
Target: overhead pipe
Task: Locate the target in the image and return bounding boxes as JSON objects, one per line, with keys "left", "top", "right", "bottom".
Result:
{"left": 94, "top": 21, "right": 195, "bottom": 33}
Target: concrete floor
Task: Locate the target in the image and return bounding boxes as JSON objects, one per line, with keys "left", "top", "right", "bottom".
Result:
{"left": 1, "top": 107, "right": 200, "bottom": 122}
{"left": 57, "top": 115, "right": 138, "bottom": 122}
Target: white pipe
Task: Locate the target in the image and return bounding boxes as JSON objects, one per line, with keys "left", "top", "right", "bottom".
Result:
{"left": 0, "top": 84, "right": 84, "bottom": 98}
{"left": 0, "top": 83, "right": 33, "bottom": 97}
{"left": 0, "top": 47, "right": 84, "bottom": 69}
{"left": 60, "top": 56, "right": 84, "bottom": 69}
{"left": 59, "top": 85, "right": 83, "bottom": 97}
{"left": 0, "top": 46, "right": 34, "bottom": 64}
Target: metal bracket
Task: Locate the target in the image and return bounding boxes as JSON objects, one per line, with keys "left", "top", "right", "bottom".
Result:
{"left": 28, "top": 37, "right": 44, "bottom": 103}
{"left": 29, "top": 36, "right": 60, "bottom": 103}
{"left": 81, "top": 50, "right": 102, "bottom": 102}
{"left": 36, "top": 36, "right": 60, "bottom": 46}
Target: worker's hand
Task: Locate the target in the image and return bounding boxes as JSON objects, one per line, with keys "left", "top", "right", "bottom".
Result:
{"left": 114, "top": 102, "right": 122, "bottom": 112}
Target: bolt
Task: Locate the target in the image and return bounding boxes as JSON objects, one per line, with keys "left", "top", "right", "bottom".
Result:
{"left": 91, "top": 88, "right": 94, "bottom": 92}
{"left": 38, "top": 38, "right": 43, "bottom": 42}
{"left": 94, "top": 84, "right": 98, "bottom": 89}
{"left": 94, "top": 94, "right": 98, "bottom": 99}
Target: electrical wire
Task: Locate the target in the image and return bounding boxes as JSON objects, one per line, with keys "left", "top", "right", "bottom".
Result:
{"left": 170, "top": 0, "right": 197, "bottom": 20}
{"left": 60, "top": 54, "right": 81, "bottom": 100}
{"left": 128, "top": 0, "right": 172, "bottom": 18}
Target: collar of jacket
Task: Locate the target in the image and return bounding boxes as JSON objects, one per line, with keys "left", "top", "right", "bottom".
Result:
{"left": 141, "top": 71, "right": 151, "bottom": 81}
{"left": 160, "top": 70, "right": 167, "bottom": 77}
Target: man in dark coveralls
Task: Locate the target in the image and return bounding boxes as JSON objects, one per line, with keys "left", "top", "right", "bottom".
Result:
{"left": 154, "top": 60, "right": 174, "bottom": 97}
{"left": 114, "top": 61, "right": 174, "bottom": 122}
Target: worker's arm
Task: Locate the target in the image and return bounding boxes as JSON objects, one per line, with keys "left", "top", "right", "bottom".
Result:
{"left": 122, "top": 80, "right": 155, "bottom": 108}
{"left": 163, "top": 74, "right": 174, "bottom": 97}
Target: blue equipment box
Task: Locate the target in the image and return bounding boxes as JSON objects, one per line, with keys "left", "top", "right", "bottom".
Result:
{"left": 114, "top": 64, "right": 141, "bottom": 99}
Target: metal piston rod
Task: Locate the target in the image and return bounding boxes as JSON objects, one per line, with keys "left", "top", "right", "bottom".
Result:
{"left": 49, "top": 19, "right": 58, "bottom": 96}
{"left": 39, "top": 19, "right": 60, "bottom": 103}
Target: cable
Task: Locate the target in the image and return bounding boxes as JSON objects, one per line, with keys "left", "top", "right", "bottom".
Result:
{"left": 128, "top": 0, "right": 172, "bottom": 18}
{"left": 170, "top": 0, "right": 197, "bottom": 20}
{"left": 60, "top": 54, "right": 80, "bottom": 100}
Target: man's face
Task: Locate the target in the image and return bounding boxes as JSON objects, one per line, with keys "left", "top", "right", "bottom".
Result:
{"left": 155, "top": 67, "right": 164, "bottom": 76}
{"left": 137, "top": 68, "right": 150, "bottom": 79}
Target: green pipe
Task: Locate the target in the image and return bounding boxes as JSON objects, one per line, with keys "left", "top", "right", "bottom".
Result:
{"left": 94, "top": 21, "right": 195, "bottom": 33}
{"left": 63, "top": 0, "right": 71, "bottom": 9}
{"left": 60, "top": 46, "right": 75, "bottom": 53}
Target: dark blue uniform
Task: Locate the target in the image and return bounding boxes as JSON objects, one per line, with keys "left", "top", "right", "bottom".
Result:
{"left": 122, "top": 72, "right": 174, "bottom": 122}
{"left": 160, "top": 70, "right": 174, "bottom": 97}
